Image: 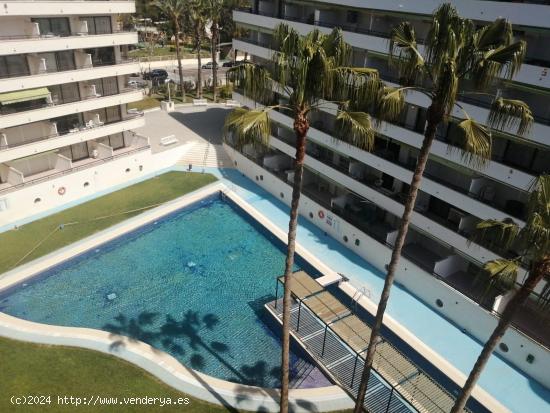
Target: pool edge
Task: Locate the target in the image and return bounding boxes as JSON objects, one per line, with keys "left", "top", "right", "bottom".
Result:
{"left": 0, "top": 182, "right": 353, "bottom": 413}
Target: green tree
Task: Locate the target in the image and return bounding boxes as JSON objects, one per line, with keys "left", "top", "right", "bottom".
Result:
{"left": 223, "top": 24, "right": 398, "bottom": 413}
{"left": 353, "top": 4, "right": 533, "bottom": 412}
{"left": 187, "top": 0, "right": 208, "bottom": 98}
{"left": 154, "top": 0, "right": 186, "bottom": 99}
{"left": 451, "top": 175, "right": 550, "bottom": 411}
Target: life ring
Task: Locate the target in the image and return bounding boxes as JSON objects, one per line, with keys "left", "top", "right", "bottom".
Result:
{"left": 58, "top": 186, "right": 66, "bottom": 196}
{"left": 318, "top": 210, "right": 325, "bottom": 219}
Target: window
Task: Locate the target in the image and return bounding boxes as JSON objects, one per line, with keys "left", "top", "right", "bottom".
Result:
{"left": 85, "top": 47, "right": 115, "bottom": 66}
{"left": 81, "top": 16, "right": 112, "bottom": 35}
{"left": 54, "top": 113, "right": 83, "bottom": 134}
{"left": 32, "top": 18, "right": 70, "bottom": 36}
{"left": 56, "top": 51, "right": 76, "bottom": 71}
{"left": 0, "top": 55, "right": 29, "bottom": 78}
{"left": 49, "top": 82, "right": 80, "bottom": 104}
{"left": 346, "top": 11, "right": 359, "bottom": 24}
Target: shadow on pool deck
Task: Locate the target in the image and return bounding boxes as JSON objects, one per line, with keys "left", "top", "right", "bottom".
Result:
{"left": 168, "top": 108, "right": 229, "bottom": 145}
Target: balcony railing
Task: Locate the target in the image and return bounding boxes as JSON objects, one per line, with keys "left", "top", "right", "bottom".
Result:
{"left": 0, "top": 145, "right": 149, "bottom": 195}
{"left": 229, "top": 140, "right": 550, "bottom": 349}
{"left": 0, "top": 113, "right": 143, "bottom": 150}
{"left": 0, "top": 29, "right": 135, "bottom": 41}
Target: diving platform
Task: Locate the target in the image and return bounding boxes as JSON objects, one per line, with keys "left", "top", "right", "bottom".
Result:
{"left": 266, "top": 271, "right": 471, "bottom": 413}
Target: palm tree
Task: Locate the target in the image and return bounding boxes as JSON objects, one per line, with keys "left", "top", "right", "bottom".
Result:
{"left": 224, "top": 24, "right": 397, "bottom": 413}
{"left": 353, "top": 4, "right": 533, "bottom": 412}
{"left": 205, "top": 0, "right": 224, "bottom": 102}
{"left": 450, "top": 174, "right": 550, "bottom": 412}
{"left": 187, "top": 0, "right": 207, "bottom": 98}
{"left": 155, "top": 0, "right": 186, "bottom": 99}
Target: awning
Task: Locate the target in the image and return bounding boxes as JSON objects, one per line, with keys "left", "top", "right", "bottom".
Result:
{"left": 0, "top": 87, "right": 50, "bottom": 105}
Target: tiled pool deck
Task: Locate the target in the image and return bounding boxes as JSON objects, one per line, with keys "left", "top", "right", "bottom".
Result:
{"left": 202, "top": 167, "right": 550, "bottom": 413}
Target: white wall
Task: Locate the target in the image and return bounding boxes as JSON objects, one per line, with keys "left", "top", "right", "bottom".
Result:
{"left": 225, "top": 144, "right": 550, "bottom": 389}
{"left": 0, "top": 148, "right": 152, "bottom": 225}
{"left": 0, "top": 32, "right": 138, "bottom": 56}
{"left": 2, "top": 1, "right": 136, "bottom": 16}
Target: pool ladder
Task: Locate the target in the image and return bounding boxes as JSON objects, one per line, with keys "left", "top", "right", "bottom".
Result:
{"left": 351, "top": 286, "right": 370, "bottom": 310}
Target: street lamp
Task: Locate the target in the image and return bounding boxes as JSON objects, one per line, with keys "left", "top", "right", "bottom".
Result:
{"left": 164, "top": 78, "right": 173, "bottom": 102}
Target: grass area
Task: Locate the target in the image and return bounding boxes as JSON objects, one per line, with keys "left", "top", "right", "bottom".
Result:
{"left": 128, "top": 94, "right": 191, "bottom": 111}
{"left": 129, "top": 46, "right": 210, "bottom": 60}
{"left": 127, "top": 95, "right": 161, "bottom": 110}
{"left": 0, "top": 171, "right": 217, "bottom": 274}
{"left": 0, "top": 336, "right": 231, "bottom": 413}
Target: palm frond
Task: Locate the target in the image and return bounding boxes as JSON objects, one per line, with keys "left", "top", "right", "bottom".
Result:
{"left": 434, "top": 60, "right": 459, "bottom": 115}
{"left": 455, "top": 117, "right": 492, "bottom": 168}
{"left": 223, "top": 107, "right": 271, "bottom": 149}
{"left": 323, "top": 27, "right": 352, "bottom": 66}
{"left": 389, "top": 22, "right": 425, "bottom": 84}
{"left": 473, "top": 41, "right": 526, "bottom": 89}
{"left": 328, "top": 67, "right": 381, "bottom": 107}
{"left": 475, "top": 18, "right": 513, "bottom": 50}
{"left": 335, "top": 110, "right": 376, "bottom": 151}
{"left": 520, "top": 175, "right": 550, "bottom": 260}
{"left": 483, "top": 258, "right": 519, "bottom": 293}
{"left": 376, "top": 86, "right": 406, "bottom": 123}
{"left": 471, "top": 218, "right": 520, "bottom": 250}
{"left": 227, "top": 62, "right": 273, "bottom": 105}
{"left": 425, "top": 4, "right": 465, "bottom": 76}
{"left": 488, "top": 97, "right": 533, "bottom": 136}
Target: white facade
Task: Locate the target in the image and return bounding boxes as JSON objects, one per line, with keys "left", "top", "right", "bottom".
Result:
{"left": 231, "top": 0, "right": 550, "bottom": 387}
{"left": 0, "top": 1, "right": 150, "bottom": 226}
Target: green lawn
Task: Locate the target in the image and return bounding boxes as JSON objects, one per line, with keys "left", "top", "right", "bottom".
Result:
{"left": 129, "top": 46, "right": 210, "bottom": 59}
{"left": 0, "top": 336, "right": 232, "bottom": 412}
{"left": 128, "top": 95, "right": 190, "bottom": 111}
{"left": 0, "top": 171, "right": 217, "bottom": 274}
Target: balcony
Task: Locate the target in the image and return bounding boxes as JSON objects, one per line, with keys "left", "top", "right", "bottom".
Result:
{"left": 0, "top": 60, "right": 139, "bottom": 94}
{"left": 0, "top": 89, "right": 143, "bottom": 129}
{"left": 0, "top": 141, "right": 150, "bottom": 195}
{"left": 0, "top": 113, "right": 144, "bottom": 163}
{"left": 233, "top": 34, "right": 550, "bottom": 156}
{"left": 2, "top": 1, "right": 136, "bottom": 17}
{"left": 227, "top": 138, "right": 550, "bottom": 349}
{"left": 0, "top": 31, "right": 138, "bottom": 56}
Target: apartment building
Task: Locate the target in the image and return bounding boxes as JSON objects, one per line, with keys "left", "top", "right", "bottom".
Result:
{"left": 229, "top": 0, "right": 550, "bottom": 387}
{"left": 0, "top": 1, "right": 149, "bottom": 224}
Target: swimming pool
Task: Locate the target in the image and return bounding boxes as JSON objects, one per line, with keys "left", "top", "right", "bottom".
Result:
{"left": 0, "top": 194, "right": 330, "bottom": 389}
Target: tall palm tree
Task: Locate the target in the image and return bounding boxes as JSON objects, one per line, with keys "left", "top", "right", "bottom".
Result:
{"left": 205, "top": 0, "right": 224, "bottom": 101}
{"left": 155, "top": 0, "right": 186, "bottom": 99}
{"left": 451, "top": 174, "right": 550, "bottom": 412}
{"left": 224, "top": 24, "right": 398, "bottom": 413}
{"left": 353, "top": 4, "right": 533, "bottom": 412}
{"left": 187, "top": 0, "right": 207, "bottom": 98}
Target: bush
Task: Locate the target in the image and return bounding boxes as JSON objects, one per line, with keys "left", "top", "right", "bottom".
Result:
{"left": 219, "top": 84, "right": 233, "bottom": 99}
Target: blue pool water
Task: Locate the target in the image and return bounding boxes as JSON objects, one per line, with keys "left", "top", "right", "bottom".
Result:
{"left": 0, "top": 194, "right": 330, "bottom": 388}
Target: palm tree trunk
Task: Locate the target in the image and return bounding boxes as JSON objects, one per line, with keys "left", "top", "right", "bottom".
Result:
{"left": 353, "top": 105, "right": 442, "bottom": 413}
{"left": 196, "top": 27, "right": 203, "bottom": 99}
{"left": 280, "top": 111, "right": 309, "bottom": 413}
{"left": 451, "top": 258, "right": 550, "bottom": 412}
{"left": 211, "top": 21, "right": 219, "bottom": 102}
{"left": 174, "top": 22, "right": 185, "bottom": 99}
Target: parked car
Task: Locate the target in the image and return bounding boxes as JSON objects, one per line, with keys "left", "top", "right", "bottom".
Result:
{"left": 222, "top": 61, "right": 236, "bottom": 68}
{"left": 201, "top": 61, "right": 218, "bottom": 69}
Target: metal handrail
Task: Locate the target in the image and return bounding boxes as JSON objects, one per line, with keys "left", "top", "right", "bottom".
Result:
{"left": 0, "top": 145, "right": 150, "bottom": 195}
{"left": 0, "top": 29, "right": 136, "bottom": 41}
{"left": 275, "top": 277, "right": 454, "bottom": 413}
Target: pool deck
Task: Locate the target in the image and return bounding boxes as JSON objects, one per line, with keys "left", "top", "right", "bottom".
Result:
{"left": 206, "top": 167, "right": 550, "bottom": 413}
{"left": 0, "top": 162, "right": 549, "bottom": 412}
